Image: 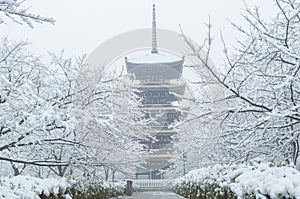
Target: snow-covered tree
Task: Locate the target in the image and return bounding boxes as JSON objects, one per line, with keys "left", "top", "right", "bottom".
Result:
{"left": 183, "top": 0, "right": 300, "bottom": 166}
{"left": 73, "top": 65, "right": 148, "bottom": 179}
{"left": 0, "top": 39, "right": 145, "bottom": 178}
{"left": 0, "top": 40, "right": 84, "bottom": 173}
{"left": 0, "top": 0, "right": 146, "bottom": 179}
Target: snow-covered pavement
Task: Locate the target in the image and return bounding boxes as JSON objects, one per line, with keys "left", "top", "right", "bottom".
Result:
{"left": 116, "top": 191, "right": 185, "bottom": 199}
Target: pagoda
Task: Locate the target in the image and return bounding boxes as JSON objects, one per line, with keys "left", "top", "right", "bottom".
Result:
{"left": 125, "top": 4, "right": 187, "bottom": 179}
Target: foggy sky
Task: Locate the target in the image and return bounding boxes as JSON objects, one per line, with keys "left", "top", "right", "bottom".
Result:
{"left": 3, "top": 0, "right": 277, "bottom": 66}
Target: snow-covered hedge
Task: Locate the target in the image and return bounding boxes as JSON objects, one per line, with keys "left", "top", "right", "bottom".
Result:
{"left": 174, "top": 161, "right": 300, "bottom": 199}
{"left": 0, "top": 176, "right": 71, "bottom": 199}
{"left": 0, "top": 176, "right": 125, "bottom": 199}
{"left": 69, "top": 177, "right": 126, "bottom": 199}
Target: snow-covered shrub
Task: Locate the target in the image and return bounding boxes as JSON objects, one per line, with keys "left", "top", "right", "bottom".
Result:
{"left": 173, "top": 164, "right": 237, "bottom": 199}
{"left": 0, "top": 175, "right": 126, "bottom": 199}
{"left": 174, "top": 161, "right": 300, "bottom": 199}
{"left": 68, "top": 177, "right": 125, "bottom": 199}
{"left": 0, "top": 175, "right": 71, "bottom": 199}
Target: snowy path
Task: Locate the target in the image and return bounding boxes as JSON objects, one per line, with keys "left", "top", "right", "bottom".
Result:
{"left": 115, "top": 191, "right": 185, "bottom": 199}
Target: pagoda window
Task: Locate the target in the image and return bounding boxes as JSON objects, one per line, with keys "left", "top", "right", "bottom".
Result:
{"left": 152, "top": 75, "right": 156, "bottom": 81}
{"left": 156, "top": 136, "right": 162, "bottom": 141}
{"left": 146, "top": 75, "right": 151, "bottom": 82}
{"left": 144, "top": 99, "right": 149, "bottom": 104}
{"left": 168, "top": 113, "right": 174, "bottom": 119}
{"left": 158, "top": 75, "right": 163, "bottom": 82}
{"left": 162, "top": 144, "right": 170, "bottom": 148}
{"left": 162, "top": 136, "right": 171, "bottom": 142}
{"left": 152, "top": 143, "right": 160, "bottom": 149}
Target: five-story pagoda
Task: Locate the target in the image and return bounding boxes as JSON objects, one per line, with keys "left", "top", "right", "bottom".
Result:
{"left": 125, "top": 5, "right": 187, "bottom": 179}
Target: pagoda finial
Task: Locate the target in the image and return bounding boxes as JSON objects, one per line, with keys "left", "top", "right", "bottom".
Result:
{"left": 151, "top": 4, "right": 158, "bottom": 54}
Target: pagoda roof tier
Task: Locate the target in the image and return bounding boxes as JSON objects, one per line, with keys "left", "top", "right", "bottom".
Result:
{"left": 145, "top": 129, "right": 177, "bottom": 134}
{"left": 140, "top": 104, "right": 181, "bottom": 108}
{"left": 147, "top": 149, "right": 174, "bottom": 155}
{"left": 147, "top": 147, "right": 175, "bottom": 154}
{"left": 127, "top": 83, "right": 186, "bottom": 95}
{"left": 128, "top": 82, "right": 185, "bottom": 88}
{"left": 157, "top": 148, "right": 174, "bottom": 152}
{"left": 143, "top": 154, "right": 173, "bottom": 159}
{"left": 141, "top": 160, "right": 172, "bottom": 170}
{"left": 125, "top": 51, "right": 183, "bottom": 64}
{"left": 135, "top": 105, "right": 190, "bottom": 111}
{"left": 147, "top": 126, "right": 175, "bottom": 131}
{"left": 125, "top": 58, "right": 184, "bottom": 80}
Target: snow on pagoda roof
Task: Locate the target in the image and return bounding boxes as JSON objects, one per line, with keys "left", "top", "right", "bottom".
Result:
{"left": 125, "top": 50, "right": 183, "bottom": 64}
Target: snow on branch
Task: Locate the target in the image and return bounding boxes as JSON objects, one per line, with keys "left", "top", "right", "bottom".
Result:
{"left": 0, "top": 156, "right": 70, "bottom": 166}
{"left": 0, "top": 0, "right": 55, "bottom": 27}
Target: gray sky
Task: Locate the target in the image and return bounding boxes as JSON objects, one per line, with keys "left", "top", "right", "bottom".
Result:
{"left": 3, "top": 0, "right": 277, "bottom": 66}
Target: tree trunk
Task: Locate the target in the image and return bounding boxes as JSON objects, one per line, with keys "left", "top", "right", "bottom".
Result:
{"left": 293, "top": 139, "right": 300, "bottom": 170}
{"left": 11, "top": 163, "right": 26, "bottom": 176}
{"left": 112, "top": 170, "right": 116, "bottom": 182}
{"left": 104, "top": 167, "right": 110, "bottom": 181}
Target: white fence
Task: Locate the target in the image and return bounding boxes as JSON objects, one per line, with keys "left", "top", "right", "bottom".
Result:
{"left": 133, "top": 179, "right": 173, "bottom": 190}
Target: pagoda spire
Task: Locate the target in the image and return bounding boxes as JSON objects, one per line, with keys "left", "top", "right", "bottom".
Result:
{"left": 151, "top": 4, "right": 158, "bottom": 54}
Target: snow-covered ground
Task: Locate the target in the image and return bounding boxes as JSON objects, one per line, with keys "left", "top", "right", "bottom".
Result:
{"left": 117, "top": 191, "right": 185, "bottom": 199}
{"left": 174, "top": 161, "right": 300, "bottom": 199}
